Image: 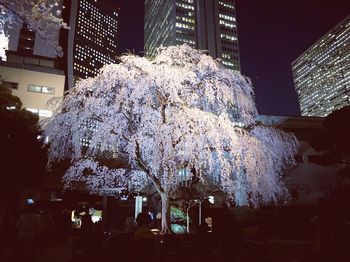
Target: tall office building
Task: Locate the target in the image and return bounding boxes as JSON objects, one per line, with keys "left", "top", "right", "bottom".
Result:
{"left": 292, "top": 15, "right": 350, "bottom": 117}
{"left": 61, "top": 0, "right": 120, "bottom": 89}
{"left": 145, "top": 0, "right": 240, "bottom": 71}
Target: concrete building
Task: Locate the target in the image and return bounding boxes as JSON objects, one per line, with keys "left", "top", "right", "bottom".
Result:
{"left": 61, "top": 0, "right": 120, "bottom": 89}
{"left": 292, "top": 15, "right": 350, "bottom": 117}
{"left": 257, "top": 115, "right": 342, "bottom": 204}
{"left": 145, "top": 0, "right": 240, "bottom": 71}
{"left": 0, "top": 53, "right": 65, "bottom": 120}
{"left": 1, "top": 2, "right": 65, "bottom": 119}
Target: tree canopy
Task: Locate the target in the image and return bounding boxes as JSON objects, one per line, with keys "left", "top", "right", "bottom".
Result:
{"left": 44, "top": 45, "right": 298, "bottom": 232}
{"left": 0, "top": 86, "right": 47, "bottom": 204}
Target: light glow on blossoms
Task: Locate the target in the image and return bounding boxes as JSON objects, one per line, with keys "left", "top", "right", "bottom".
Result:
{"left": 0, "top": 29, "right": 8, "bottom": 60}
{"left": 44, "top": 45, "right": 298, "bottom": 233}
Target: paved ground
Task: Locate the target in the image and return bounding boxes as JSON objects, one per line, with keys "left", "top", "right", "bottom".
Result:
{"left": 0, "top": 239, "right": 72, "bottom": 262}
{"left": 1, "top": 237, "right": 317, "bottom": 262}
{"left": 36, "top": 241, "right": 72, "bottom": 262}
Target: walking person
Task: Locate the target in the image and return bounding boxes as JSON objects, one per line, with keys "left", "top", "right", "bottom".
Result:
{"left": 37, "top": 209, "right": 54, "bottom": 253}
{"left": 122, "top": 211, "right": 137, "bottom": 233}
{"left": 133, "top": 211, "right": 155, "bottom": 261}
{"left": 16, "top": 205, "right": 40, "bottom": 262}
{"left": 194, "top": 222, "right": 211, "bottom": 262}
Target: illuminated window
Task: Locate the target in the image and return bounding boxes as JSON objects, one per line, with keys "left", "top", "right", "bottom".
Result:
{"left": 39, "top": 109, "right": 53, "bottom": 117}
{"left": 178, "top": 168, "right": 189, "bottom": 187}
{"left": 25, "top": 108, "right": 52, "bottom": 118}
{"left": 28, "top": 85, "right": 55, "bottom": 95}
{"left": 26, "top": 108, "right": 39, "bottom": 114}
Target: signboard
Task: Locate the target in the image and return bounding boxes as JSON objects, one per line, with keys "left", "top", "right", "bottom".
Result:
{"left": 135, "top": 196, "right": 143, "bottom": 218}
{"left": 97, "top": 187, "right": 126, "bottom": 196}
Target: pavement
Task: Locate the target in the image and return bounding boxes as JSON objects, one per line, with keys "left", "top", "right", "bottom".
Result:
{"left": 36, "top": 241, "right": 72, "bottom": 262}
{"left": 0, "top": 237, "right": 318, "bottom": 262}
{"left": 0, "top": 239, "right": 73, "bottom": 262}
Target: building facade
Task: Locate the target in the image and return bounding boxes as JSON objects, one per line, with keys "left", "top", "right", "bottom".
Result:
{"left": 0, "top": 54, "right": 65, "bottom": 120}
{"left": 257, "top": 115, "right": 340, "bottom": 204}
{"left": 292, "top": 15, "right": 350, "bottom": 117}
{"left": 61, "top": 0, "right": 120, "bottom": 89}
{"left": 3, "top": 7, "right": 65, "bottom": 120}
{"left": 145, "top": 0, "right": 240, "bottom": 71}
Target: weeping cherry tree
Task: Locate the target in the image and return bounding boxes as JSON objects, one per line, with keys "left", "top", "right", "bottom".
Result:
{"left": 44, "top": 45, "right": 298, "bottom": 233}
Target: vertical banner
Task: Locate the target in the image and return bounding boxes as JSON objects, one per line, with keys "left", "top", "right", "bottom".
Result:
{"left": 135, "top": 196, "right": 143, "bottom": 218}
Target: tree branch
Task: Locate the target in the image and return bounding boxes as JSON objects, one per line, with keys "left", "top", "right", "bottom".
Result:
{"left": 90, "top": 113, "right": 103, "bottom": 123}
{"left": 134, "top": 140, "right": 164, "bottom": 194}
{"left": 0, "top": 2, "right": 25, "bottom": 23}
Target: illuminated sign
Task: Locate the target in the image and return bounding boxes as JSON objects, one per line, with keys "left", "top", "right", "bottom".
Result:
{"left": 135, "top": 196, "right": 143, "bottom": 218}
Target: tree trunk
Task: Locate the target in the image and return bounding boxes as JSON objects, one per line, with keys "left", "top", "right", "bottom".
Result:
{"left": 160, "top": 192, "right": 171, "bottom": 234}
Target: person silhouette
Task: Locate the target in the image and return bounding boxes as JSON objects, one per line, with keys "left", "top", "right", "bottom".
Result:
{"left": 133, "top": 211, "right": 155, "bottom": 261}
{"left": 16, "top": 204, "right": 39, "bottom": 262}
{"left": 81, "top": 207, "right": 93, "bottom": 234}
{"left": 123, "top": 211, "right": 137, "bottom": 233}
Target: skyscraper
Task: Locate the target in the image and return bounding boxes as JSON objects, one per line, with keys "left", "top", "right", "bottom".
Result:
{"left": 292, "top": 15, "right": 350, "bottom": 117}
{"left": 145, "top": 0, "right": 240, "bottom": 71}
{"left": 61, "top": 0, "right": 120, "bottom": 89}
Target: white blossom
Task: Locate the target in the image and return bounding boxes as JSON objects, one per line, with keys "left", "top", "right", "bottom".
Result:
{"left": 44, "top": 45, "right": 298, "bottom": 232}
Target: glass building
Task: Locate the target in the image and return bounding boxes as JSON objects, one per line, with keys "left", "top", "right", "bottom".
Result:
{"left": 62, "top": 0, "right": 119, "bottom": 89}
{"left": 145, "top": 0, "right": 240, "bottom": 71}
{"left": 292, "top": 15, "right": 350, "bottom": 117}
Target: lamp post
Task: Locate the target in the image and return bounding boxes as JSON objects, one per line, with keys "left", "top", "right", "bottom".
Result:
{"left": 199, "top": 201, "right": 202, "bottom": 226}
{"left": 186, "top": 201, "right": 197, "bottom": 234}
{"left": 186, "top": 191, "right": 217, "bottom": 233}
{"left": 186, "top": 199, "right": 205, "bottom": 233}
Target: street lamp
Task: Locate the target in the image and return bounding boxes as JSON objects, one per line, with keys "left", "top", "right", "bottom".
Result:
{"left": 186, "top": 200, "right": 197, "bottom": 234}
{"left": 185, "top": 198, "right": 206, "bottom": 233}
{"left": 185, "top": 192, "right": 217, "bottom": 233}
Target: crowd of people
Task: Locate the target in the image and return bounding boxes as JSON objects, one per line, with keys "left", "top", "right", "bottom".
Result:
{"left": 0, "top": 204, "right": 71, "bottom": 262}
{"left": 1, "top": 200, "right": 348, "bottom": 262}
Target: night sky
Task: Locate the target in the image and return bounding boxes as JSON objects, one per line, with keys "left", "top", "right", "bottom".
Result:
{"left": 114, "top": 0, "right": 349, "bottom": 116}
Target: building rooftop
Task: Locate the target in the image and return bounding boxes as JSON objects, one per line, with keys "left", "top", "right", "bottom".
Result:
{"left": 1, "top": 51, "right": 64, "bottom": 75}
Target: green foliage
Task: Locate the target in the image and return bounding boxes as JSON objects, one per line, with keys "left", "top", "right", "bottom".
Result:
{"left": 0, "top": 85, "right": 47, "bottom": 203}
{"left": 170, "top": 206, "right": 187, "bottom": 223}
{"left": 170, "top": 206, "right": 187, "bottom": 234}
{"left": 170, "top": 223, "right": 186, "bottom": 234}
{"left": 0, "top": 86, "right": 22, "bottom": 110}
